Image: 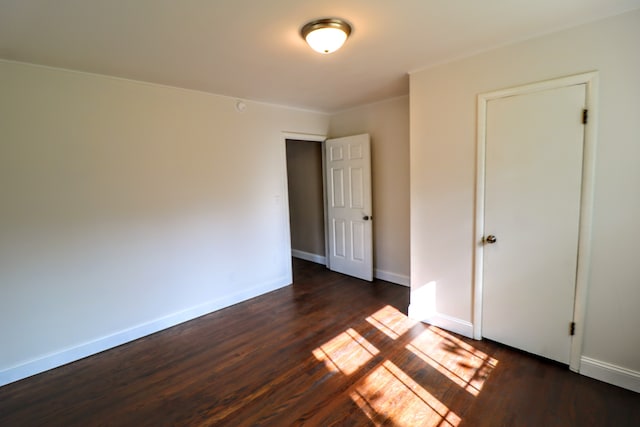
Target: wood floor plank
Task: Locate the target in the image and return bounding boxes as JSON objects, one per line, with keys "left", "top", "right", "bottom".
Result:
{"left": 1, "top": 258, "right": 638, "bottom": 426}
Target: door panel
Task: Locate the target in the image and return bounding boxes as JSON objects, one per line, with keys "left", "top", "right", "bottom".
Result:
{"left": 326, "top": 134, "right": 373, "bottom": 281}
{"left": 331, "top": 169, "right": 345, "bottom": 207}
{"left": 333, "top": 219, "right": 346, "bottom": 258}
{"left": 350, "top": 168, "right": 364, "bottom": 209}
{"left": 352, "top": 222, "right": 365, "bottom": 261}
{"left": 482, "top": 84, "right": 586, "bottom": 363}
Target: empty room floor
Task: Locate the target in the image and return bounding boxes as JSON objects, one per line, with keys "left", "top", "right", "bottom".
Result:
{"left": 1, "top": 258, "right": 638, "bottom": 426}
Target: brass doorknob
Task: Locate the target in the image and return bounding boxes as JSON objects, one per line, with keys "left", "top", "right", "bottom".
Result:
{"left": 485, "top": 235, "right": 497, "bottom": 244}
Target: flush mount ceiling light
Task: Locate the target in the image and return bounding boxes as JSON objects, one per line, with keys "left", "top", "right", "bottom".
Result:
{"left": 301, "top": 18, "right": 352, "bottom": 54}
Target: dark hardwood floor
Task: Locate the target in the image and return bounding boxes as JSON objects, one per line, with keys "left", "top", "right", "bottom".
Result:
{"left": 1, "top": 258, "right": 638, "bottom": 426}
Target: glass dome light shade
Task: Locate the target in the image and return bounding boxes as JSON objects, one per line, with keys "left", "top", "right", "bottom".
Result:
{"left": 301, "top": 18, "right": 351, "bottom": 54}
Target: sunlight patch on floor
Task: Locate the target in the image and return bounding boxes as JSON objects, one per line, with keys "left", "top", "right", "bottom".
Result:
{"left": 350, "top": 360, "right": 461, "bottom": 427}
{"left": 406, "top": 326, "right": 498, "bottom": 396}
{"left": 365, "top": 305, "right": 417, "bottom": 339}
{"left": 313, "top": 305, "right": 499, "bottom": 424}
{"left": 312, "top": 328, "right": 379, "bottom": 375}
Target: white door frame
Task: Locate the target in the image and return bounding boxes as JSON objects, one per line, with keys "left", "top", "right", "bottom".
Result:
{"left": 473, "top": 72, "right": 598, "bottom": 372}
{"left": 281, "top": 132, "right": 330, "bottom": 268}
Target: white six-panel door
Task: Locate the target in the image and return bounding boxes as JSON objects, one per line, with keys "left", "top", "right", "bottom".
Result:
{"left": 325, "top": 134, "right": 373, "bottom": 281}
{"left": 482, "top": 83, "right": 587, "bottom": 364}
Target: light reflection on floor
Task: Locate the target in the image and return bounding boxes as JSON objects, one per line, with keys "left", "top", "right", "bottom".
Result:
{"left": 407, "top": 326, "right": 498, "bottom": 396}
{"left": 312, "top": 305, "right": 498, "bottom": 426}
{"left": 351, "top": 360, "right": 462, "bottom": 426}
{"left": 366, "top": 305, "right": 417, "bottom": 339}
{"left": 312, "top": 327, "right": 379, "bottom": 375}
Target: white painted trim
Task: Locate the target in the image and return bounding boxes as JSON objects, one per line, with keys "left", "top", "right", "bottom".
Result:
{"left": 374, "top": 269, "right": 410, "bottom": 287}
{"left": 291, "top": 249, "right": 409, "bottom": 287}
{"left": 292, "top": 249, "right": 326, "bottom": 265}
{"left": 0, "top": 276, "right": 290, "bottom": 387}
{"left": 322, "top": 140, "right": 330, "bottom": 269}
{"left": 408, "top": 304, "right": 474, "bottom": 339}
{"left": 282, "top": 132, "right": 329, "bottom": 283}
{"left": 330, "top": 94, "right": 410, "bottom": 115}
{"left": 282, "top": 131, "right": 326, "bottom": 142}
{"left": 473, "top": 91, "right": 488, "bottom": 340}
{"left": 473, "top": 72, "right": 599, "bottom": 368}
{"left": 406, "top": 8, "right": 637, "bottom": 77}
{"left": 569, "top": 74, "right": 598, "bottom": 372}
{"left": 280, "top": 135, "right": 295, "bottom": 285}
{"left": 477, "top": 72, "right": 598, "bottom": 101}
{"left": 580, "top": 357, "right": 640, "bottom": 393}
{"left": 282, "top": 132, "right": 330, "bottom": 271}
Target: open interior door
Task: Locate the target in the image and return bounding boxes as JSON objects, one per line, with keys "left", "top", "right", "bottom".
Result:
{"left": 325, "top": 134, "right": 373, "bottom": 281}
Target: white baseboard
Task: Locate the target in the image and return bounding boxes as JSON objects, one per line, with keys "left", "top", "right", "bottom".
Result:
{"left": 0, "top": 276, "right": 291, "bottom": 388}
{"left": 374, "top": 269, "right": 410, "bottom": 287}
{"left": 407, "top": 304, "right": 474, "bottom": 339}
{"left": 579, "top": 356, "right": 640, "bottom": 393}
{"left": 291, "top": 251, "right": 409, "bottom": 287}
{"left": 291, "top": 249, "right": 411, "bottom": 287}
{"left": 292, "top": 249, "right": 326, "bottom": 265}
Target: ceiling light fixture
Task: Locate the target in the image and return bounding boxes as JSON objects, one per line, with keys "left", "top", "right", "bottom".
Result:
{"left": 301, "top": 18, "right": 352, "bottom": 54}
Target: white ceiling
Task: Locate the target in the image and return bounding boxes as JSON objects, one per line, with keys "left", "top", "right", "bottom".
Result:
{"left": 1, "top": 0, "right": 639, "bottom": 112}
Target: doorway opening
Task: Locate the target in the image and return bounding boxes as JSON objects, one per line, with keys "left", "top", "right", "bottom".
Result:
{"left": 283, "top": 132, "right": 374, "bottom": 281}
{"left": 285, "top": 138, "right": 328, "bottom": 266}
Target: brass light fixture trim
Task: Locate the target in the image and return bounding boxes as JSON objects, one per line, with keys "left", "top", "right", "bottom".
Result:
{"left": 300, "top": 18, "right": 352, "bottom": 54}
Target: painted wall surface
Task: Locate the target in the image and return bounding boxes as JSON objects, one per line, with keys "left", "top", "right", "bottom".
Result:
{"left": 285, "top": 140, "right": 325, "bottom": 257}
{"left": 410, "top": 9, "right": 640, "bottom": 374}
{"left": 0, "top": 61, "right": 329, "bottom": 383}
{"left": 329, "top": 96, "right": 410, "bottom": 285}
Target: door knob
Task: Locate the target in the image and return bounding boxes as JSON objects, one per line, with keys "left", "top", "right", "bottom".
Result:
{"left": 485, "top": 235, "right": 497, "bottom": 244}
{"left": 363, "top": 215, "right": 370, "bottom": 221}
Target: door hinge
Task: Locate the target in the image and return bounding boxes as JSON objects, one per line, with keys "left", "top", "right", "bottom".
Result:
{"left": 570, "top": 322, "right": 576, "bottom": 336}
{"left": 582, "top": 109, "right": 588, "bottom": 125}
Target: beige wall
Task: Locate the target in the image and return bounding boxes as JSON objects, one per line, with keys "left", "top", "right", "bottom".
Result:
{"left": 286, "top": 140, "right": 325, "bottom": 257}
{"left": 329, "top": 96, "right": 410, "bottom": 285}
{"left": 410, "top": 9, "right": 640, "bottom": 384}
{"left": 0, "top": 60, "right": 329, "bottom": 385}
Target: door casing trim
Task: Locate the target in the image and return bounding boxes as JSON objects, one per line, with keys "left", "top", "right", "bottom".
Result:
{"left": 281, "top": 132, "right": 329, "bottom": 271}
{"left": 473, "top": 72, "right": 599, "bottom": 372}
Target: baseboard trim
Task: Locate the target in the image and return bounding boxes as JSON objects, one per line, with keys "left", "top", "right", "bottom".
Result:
{"left": 291, "top": 249, "right": 411, "bottom": 287}
{"left": 579, "top": 356, "right": 640, "bottom": 393}
{"left": 292, "top": 249, "right": 326, "bottom": 265}
{"left": 374, "top": 269, "right": 410, "bottom": 287}
{"left": 0, "top": 276, "right": 291, "bottom": 388}
{"left": 291, "top": 251, "right": 409, "bottom": 287}
{"left": 407, "top": 304, "right": 474, "bottom": 339}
